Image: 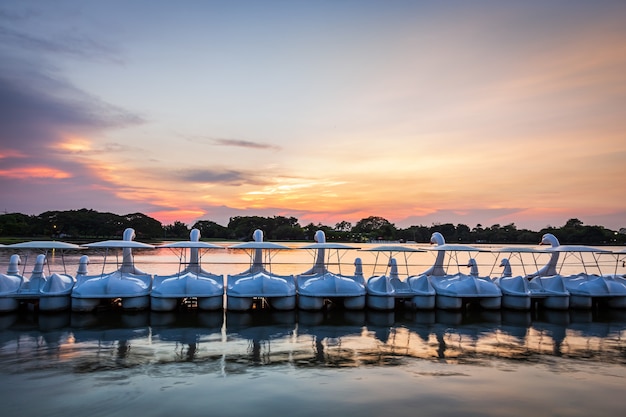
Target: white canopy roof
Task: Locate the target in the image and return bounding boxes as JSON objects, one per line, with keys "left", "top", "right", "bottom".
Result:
{"left": 300, "top": 242, "right": 360, "bottom": 250}
{"left": 82, "top": 240, "right": 155, "bottom": 249}
{"left": 426, "top": 244, "right": 486, "bottom": 252}
{"left": 229, "top": 241, "right": 290, "bottom": 250}
{"left": 361, "top": 245, "right": 425, "bottom": 253}
{"left": 494, "top": 246, "right": 550, "bottom": 253}
{"left": 544, "top": 245, "right": 612, "bottom": 253}
{"left": 158, "top": 241, "right": 224, "bottom": 249}
{"left": 8, "top": 241, "right": 82, "bottom": 250}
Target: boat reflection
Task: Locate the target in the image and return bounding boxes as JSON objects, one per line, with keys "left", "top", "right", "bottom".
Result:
{"left": 0, "top": 308, "right": 625, "bottom": 375}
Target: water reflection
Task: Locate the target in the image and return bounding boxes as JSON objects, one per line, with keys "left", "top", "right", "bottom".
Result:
{"left": 1, "top": 308, "right": 626, "bottom": 375}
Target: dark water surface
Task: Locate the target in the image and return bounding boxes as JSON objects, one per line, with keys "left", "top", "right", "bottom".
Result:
{"left": 1, "top": 308, "right": 626, "bottom": 417}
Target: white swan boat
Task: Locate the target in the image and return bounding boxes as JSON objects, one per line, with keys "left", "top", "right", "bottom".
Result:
{"left": 423, "top": 232, "right": 501, "bottom": 310}
{"left": 71, "top": 228, "right": 154, "bottom": 312}
{"left": 226, "top": 229, "right": 296, "bottom": 311}
{"left": 497, "top": 240, "right": 570, "bottom": 310}
{"left": 296, "top": 230, "right": 365, "bottom": 310}
{"left": 538, "top": 234, "right": 626, "bottom": 309}
{"left": 151, "top": 228, "right": 225, "bottom": 312}
{"left": 489, "top": 251, "right": 533, "bottom": 310}
{"left": 0, "top": 241, "right": 81, "bottom": 312}
{"left": 362, "top": 245, "right": 435, "bottom": 310}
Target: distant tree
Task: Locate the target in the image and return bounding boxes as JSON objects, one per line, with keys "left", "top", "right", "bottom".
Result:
{"left": 164, "top": 221, "right": 190, "bottom": 239}
{"left": 335, "top": 221, "right": 352, "bottom": 232}
{"left": 0, "top": 213, "right": 37, "bottom": 236}
{"left": 123, "top": 213, "right": 163, "bottom": 238}
{"left": 192, "top": 220, "right": 233, "bottom": 239}
{"left": 353, "top": 216, "right": 396, "bottom": 241}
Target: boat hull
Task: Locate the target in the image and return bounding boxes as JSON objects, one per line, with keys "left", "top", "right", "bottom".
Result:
{"left": 39, "top": 296, "right": 71, "bottom": 312}
{"left": 501, "top": 294, "right": 532, "bottom": 310}
{"left": 0, "top": 297, "right": 19, "bottom": 312}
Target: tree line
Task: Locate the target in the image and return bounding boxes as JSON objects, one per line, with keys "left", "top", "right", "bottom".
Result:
{"left": 0, "top": 209, "right": 623, "bottom": 245}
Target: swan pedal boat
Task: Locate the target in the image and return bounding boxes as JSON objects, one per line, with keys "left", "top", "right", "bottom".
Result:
{"left": 226, "top": 230, "right": 296, "bottom": 311}
{"left": 362, "top": 245, "right": 435, "bottom": 310}
{"left": 0, "top": 241, "right": 81, "bottom": 312}
{"left": 151, "top": 228, "right": 225, "bottom": 311}
{"left": 491, "top": 247, "right": 551, "bottom": 310}
{"left": 296, "top": 230, "right": 365, "bottom": 310}
{"left": 71, "top": 228, "right": 154, "bottom": 312}
{"left": 423, "top": 233, "right": 501, "bottom": 310}
{"left": 539, "top": 237, "right": 626, "bottom": 309}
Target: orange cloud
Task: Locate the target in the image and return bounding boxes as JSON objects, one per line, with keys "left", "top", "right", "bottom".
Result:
{"left": 57, "top": 136, "right": 93, "bottom": 153}
{"left": 147, "top": 209, "right": 206, "bottom": 225}
{"left": 0, "top": 166, "right": 72, "bottom": 179}
{"left": 0, "top": 149, "right": 26, "bottom": 159}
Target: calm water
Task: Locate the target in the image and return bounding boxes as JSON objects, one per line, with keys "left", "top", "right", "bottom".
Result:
{"left": 1, "top": 308, "right": 626, "bottom": 417}
{"left": 1, "top": 244, "right": 626, "bottom": 417}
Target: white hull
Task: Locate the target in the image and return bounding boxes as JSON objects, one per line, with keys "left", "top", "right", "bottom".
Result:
{"left": 197, "top": 296, "right": 224, "bottom": 310}
{"left": 532, "top": 295, "right": 569, "bottom": 310}
{"left": 0, "top": 297, "right": 19, "bottom": 312}
{"left": 366, "top": 274, "right": 435, "bottom": 310}
{"left": 367, "top": 295, "right": 395, "bottom": 310}
{"left": 71, "top": 297, "right": 101, "bottom": 312}
{"left": 436, "top": 294, "right": 501, "bottom": 310}
{"left": 39, "top": 296, "right": 72, "bottom": 312}
{"left": 150, "top": 297, "right": 179, "bottom": 312}
{"left": 501, "top": 294, "right": 532, "bottom": 310}
{"left": 298, "top": 294, "right": 366, "bottom": 310}
{"left": 227, "top": 295, "right": 296, "bottom": 311}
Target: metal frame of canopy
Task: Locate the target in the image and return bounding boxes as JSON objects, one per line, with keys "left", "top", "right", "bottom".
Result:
{"left": 360, "top": 245, "right": 425, "bottom": 277}
{"left": 425, "top": 244, "right": 489, "bottom": 275}
{"left": 298, "top": 242, "right": 360, "bottom": 275}
{"left": 228, "top": 241, "right": 291, "bottom": 274}
{"left": 158, "top": 240, "right": 225, "bottom": 275}
{"left": 542, "top": 245, "right": 613, "bottom": 275}
{"left": 6, "top": 240, "right": 83, "bottom": 276}
{"left": 610, "top": 249, "right": 626, "bottom": 275}
{"left": 81, "top": 240, "right": 155, "bottom": 276}
{"left": 488, "top": 247, "right": 552, "bottom": 277}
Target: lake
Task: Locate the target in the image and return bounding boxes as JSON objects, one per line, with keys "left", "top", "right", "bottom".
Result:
{"left": 1, "top": 243, "right": 626, "bottom": 416}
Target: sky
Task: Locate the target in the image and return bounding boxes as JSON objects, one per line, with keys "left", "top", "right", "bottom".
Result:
{"left": 1, "top": 0, "right": 625, "bottom": 232}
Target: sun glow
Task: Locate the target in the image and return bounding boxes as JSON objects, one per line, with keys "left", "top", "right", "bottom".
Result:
{"left": 148, "top": 209, "right": 206, "bottom": 225}
{"left": 57, "top": 136, "right": 92, "bottom": 153}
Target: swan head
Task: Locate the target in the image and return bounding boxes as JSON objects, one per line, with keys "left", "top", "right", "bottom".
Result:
{"left": 540, "top": 233, "right": 560, "bottom": 247}
{"left": 314, "top": 230, "right": 326, "bottom": 243}
{"left": 123, "top": 228, "right": 136, "bottom": 241}
{"left": 253, "top": 229, "right": 263, "bottom": 242}
{"left": 430, "top": 232, "right": 446, "bottom": 246}
{"left": 388, "top": 257, "right": 397, "bottom": 268}
{"left": 354, "top": 257, "right": 363, "bottom": 276}
{"left": 33, "top": 254, "right": 47, "bottom": 273}
{"left": 7, "top": 254, "right": 21, "bottom": 275}
{"left": 499, "top": 257, "right": 512, "bottom": 277}
{"left": 77, "top": 255, "right": 90, "bottom": 275}
{"left": 466, "top": 258, "right": 479, "bottom": 276}
{"left": 190, "top": 228, "right": 201, "bottom": 242}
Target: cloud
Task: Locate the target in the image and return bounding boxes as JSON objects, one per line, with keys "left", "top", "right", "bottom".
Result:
{"left": 178, "top": 168, "right": 270, "bottom": 186}
{"left": 213, "top": 138, "right": 281, "bottom": 151}
{"left": 185, "top": 135, "right": 281, "bottom": 151}
{"left": 0, "top": 7, "right": 123, "bottom": 64}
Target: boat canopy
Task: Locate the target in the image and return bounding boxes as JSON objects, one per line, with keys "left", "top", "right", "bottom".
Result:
{"left": 159, "top": 241, "right": 224, "bottom": 249}
{"left": 8, "top": 241, "right": 82, "bottom": 250}
{"left": 361, "top": 245, "right": 425, "bottom": 253}
{"left": 229, "top": 241, "right": 290, "bottom": 250}
{"left": 299, "top": 242, "right": 360, "bottom": 250}
{"left": 82, "top": 240, "right": 155, "bottom": 249}
{"left": 426, "top": 244, "right": 487, "bottom": 252}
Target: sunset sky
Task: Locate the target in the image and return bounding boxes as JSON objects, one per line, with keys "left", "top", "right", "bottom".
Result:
{"left": 1, "top": 0, "right": 625, "bottom": 231}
